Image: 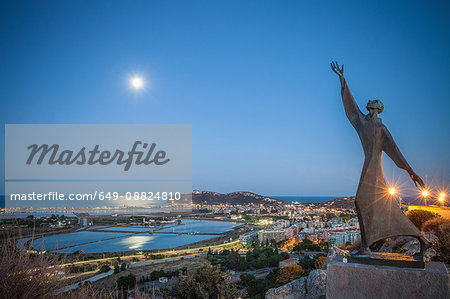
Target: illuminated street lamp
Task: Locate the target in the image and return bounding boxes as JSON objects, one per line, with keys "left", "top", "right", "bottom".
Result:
{"left": 422, "top": 190, "right": 429, "bottom": 206}
{"left": 388, "top": 187, "right": 402, "bottom": 208}
{"left": 439, "top": 193, "right": 445, "bottom": 207}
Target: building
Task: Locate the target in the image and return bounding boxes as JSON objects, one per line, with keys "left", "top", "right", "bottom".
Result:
{"left": 279, "top": 258, "right": 299, "bottom": 268}
{"left": 284, "top": 226, "right": 298, "bottom": 239}
{"left": 258, "top": 229, "right": 286, "bottom": 243}
{"left": 348, "top": 217, "right": 359, "bottom": 226}
{"left": 328, "top": 231, "right": 360, "bottom": 246}
{"left": 239, "top": 231, "right": 258, "bottom": 245}
{"left": 276, "top": 219, "right": 290, "bottom": 228}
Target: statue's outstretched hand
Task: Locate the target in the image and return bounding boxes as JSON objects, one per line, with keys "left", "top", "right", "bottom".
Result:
{"left": 408, "top": 170, "right": 425, "bottom": 189}
{"left": 331, "top": 61, "right": 344, "bottom": 77}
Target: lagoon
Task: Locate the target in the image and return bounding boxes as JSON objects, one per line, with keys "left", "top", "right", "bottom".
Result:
{"left": 25, "top": 220, "right": 233, "bottom": 253}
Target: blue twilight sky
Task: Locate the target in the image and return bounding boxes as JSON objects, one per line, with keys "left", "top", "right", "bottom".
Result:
{"left": 0, "top": 1, "right": 449, "bottom": 197}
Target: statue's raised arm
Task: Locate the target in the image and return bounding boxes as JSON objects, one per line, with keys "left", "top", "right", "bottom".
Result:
{"left": 382, "top": 127, "right": 426, "bottom": 188}
{"left": 331, "top": 61, "right": 363, "bottom": 126}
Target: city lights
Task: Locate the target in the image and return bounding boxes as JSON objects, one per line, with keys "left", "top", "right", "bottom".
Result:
{"left": 388, "top": 188, "right": 396, "bottom": 195}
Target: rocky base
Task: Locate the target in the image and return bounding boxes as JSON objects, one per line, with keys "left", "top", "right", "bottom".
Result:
{"left": 265, "top": 269, "right": 327, "bottom": 299}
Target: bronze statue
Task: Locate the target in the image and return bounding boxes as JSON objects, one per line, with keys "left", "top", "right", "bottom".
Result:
{"left": 331, "top": 61, "right": 431, "bottom": 256}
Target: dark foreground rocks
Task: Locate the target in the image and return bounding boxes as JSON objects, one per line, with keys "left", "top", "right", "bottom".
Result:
{"left": 265, "top": 269, "right": 327, "bottom": 299}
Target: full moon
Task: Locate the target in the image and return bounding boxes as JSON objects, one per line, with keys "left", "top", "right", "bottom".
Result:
{"left": 130, "top": 76, "right": 144, "bottom": 89}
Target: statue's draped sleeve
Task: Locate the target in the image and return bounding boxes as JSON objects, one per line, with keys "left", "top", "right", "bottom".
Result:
{"left": 382, "top": 126, "right": 413, "bottom": 172}
{"left": 340, "top": 77, "right": 363, "bottom": 127}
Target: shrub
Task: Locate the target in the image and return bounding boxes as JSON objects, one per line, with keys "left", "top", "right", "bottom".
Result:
{"left": 116, "top": 274, "right": 136, "bottom": 290}
{"left": 315, "top": 256, "right": 327, "bottom": 269}
{"left": 422, "top": 218, "right": 450, "bottom": 264}
{"left": 120, "top": 262, "right": 127, "bottom": 271}
{"left": 422, "top": 218, "right": 450, "bottom": 237}
{"left": 405, "top": 209, "right": 440, "bottom": 230}
{"left": 0, "top": 235, "right": 63, "bottom": 299}
{"left": 169, "top": 263, "right": 240, "bottom": 299}
{"left": 99, "top": 264, "right": 111, "bottom": 273}
{"left": 276, "top": 263, "right": 304, "bottom": 285}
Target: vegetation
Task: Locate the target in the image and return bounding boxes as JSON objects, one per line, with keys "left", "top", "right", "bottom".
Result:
{"left": 208, "top": 247, "right": 288, "bottom": 271}
{"left": 293, "top": 239, "right": 321, "bottom": 252}
{"left": 169, "top": 263, "right": 240, "bottom": 299}
{"left": 116, "top": 274, "right": 136, "bottom": 290}
{"left": 297, "top": 255, "right": 326, "bottom": 276}
{"left": 315, "top": 255, "right": 327, "bottom": 269}
{"left": 0, "top": 235, "right": 63, "bottom": 298}
{"left": 240, "top": 270, "right": 279, "bottom": 299}
{"left": 139, "top": 268, "right": 187, "bottom": 283}
{"left": 422, "top": 218, "right": 450, "bottom": 264}
{"left": 98, "top": 264, "right": 111, "bottom": 273}
{"left": 276, "top": 263, "right": 304, "bottom": 285}
{"left": 66, "top": 263, "right": 97, "bottom": 273}
{"left": 406, "top": 209, "right": 440, "bottom": 230}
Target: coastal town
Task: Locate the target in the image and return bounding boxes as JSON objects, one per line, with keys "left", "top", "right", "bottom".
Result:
{"left": 4, "top": 190, "right": 448, "bottom": 298}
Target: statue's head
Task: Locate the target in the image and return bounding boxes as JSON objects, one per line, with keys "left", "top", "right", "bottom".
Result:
{"left": 366, "top": 99, "right": 384, "bottom": 114}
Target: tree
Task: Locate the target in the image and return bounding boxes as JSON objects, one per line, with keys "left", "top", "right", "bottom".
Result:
{"left": 116, "top": 274, "right": 136, "bottom": 290}
{"left": 120, "top": 262, "right": 127, "bottom": 271}
{"left": 315, "top": 256, "right": 327, "bottom": 269}
{"left": 239, "top": 273, "right": 256, "bottom": 287}
{"left": 113, "top": 265, "right": 120, "bottom": 274}
{"left": 276, "top": 263, "right": 304, "bottom": 285}
{"left": 297, "top": 257, "right": 318, "bottom": 275}
{"left": 406, "top": 209, "right": 440, "bottom": 230}
{"left": 169, "top": 263, "right": 240, "bottom": 299}
{"left": 293, "top": 239, "right": 321, "bottom": 252}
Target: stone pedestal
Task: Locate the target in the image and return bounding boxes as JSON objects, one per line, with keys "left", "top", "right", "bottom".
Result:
{"left": 326, "top": 260, "right": 449, "bottom": 299}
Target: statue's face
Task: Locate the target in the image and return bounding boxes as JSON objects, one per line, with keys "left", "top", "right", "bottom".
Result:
{"left": 366, "top": 99, "right": 384, "bottom": 114}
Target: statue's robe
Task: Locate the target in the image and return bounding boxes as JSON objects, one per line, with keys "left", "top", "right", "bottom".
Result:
{"left": 340, "top": 77, "right": 422, "bottom": 247}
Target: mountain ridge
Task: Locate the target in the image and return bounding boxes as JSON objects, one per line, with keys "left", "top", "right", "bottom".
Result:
{"left": 192, "top": 190, "right": 355, "bottom": 209}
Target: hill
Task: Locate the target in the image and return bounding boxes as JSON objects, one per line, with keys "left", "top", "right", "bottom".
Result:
{"left": 192, "top": 190, "right": 355, "bottom": 210}
{"left": 310, "top": 196, "right": 356, "bottom": 210}
{"left": 192, "top": 190, "right": 281, "bottom": 205}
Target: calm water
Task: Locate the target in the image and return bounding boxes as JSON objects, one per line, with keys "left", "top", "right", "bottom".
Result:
{"left": 23, "top": 220, "right": 233, "bottom": 253}
{"left": 57, "top": 234, "right": 214, "bottom": 253}
{"left": 0, "top": 209, "right": 166, "bottom": 219}
{"left": 97, "top": 226, "right": 154, "bottom": 232}
{"left": 158, "top": 219, "right": 237, "bottom": 233}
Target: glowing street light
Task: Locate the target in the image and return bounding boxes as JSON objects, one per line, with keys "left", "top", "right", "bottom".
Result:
{"left": 438, "top": 193, "right": 445, "bottom": 207}
{"left": 388, "top": 187, "right": 403, "bottom": 208}
{"left": 422, "top": 190, "right": 429, "bottom": 206}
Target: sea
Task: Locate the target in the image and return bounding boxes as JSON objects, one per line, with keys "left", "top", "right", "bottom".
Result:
{"left": 271, "top": 196, "right": 338, "bottom": 203}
